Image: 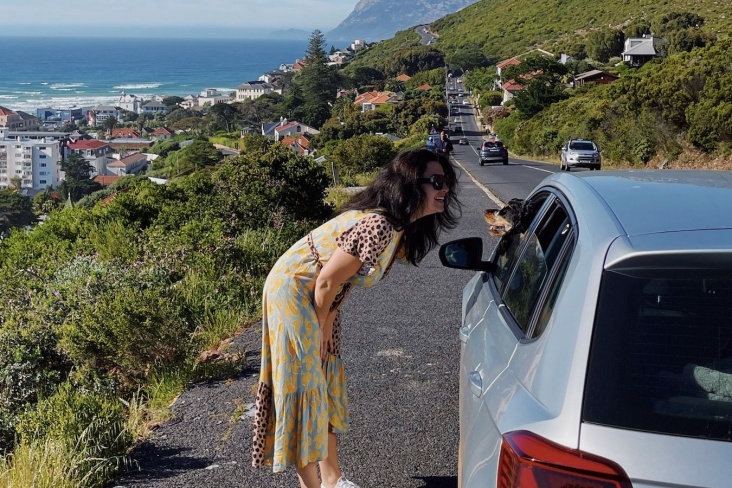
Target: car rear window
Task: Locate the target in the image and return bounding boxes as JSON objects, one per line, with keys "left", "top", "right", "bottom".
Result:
{"left": 584, "top": 270, "right": 732, "bottom": 441}
{"left": 569, "top": 141, "right": 596, "bottom": 151}
{"left": 482, "top": 142, "right": 501, "bottom": 149}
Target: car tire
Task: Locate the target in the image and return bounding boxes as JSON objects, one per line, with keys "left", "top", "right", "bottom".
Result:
{"left": 479, "top": 160, "right": 484, "bottom": 166}
{"left": 503, "top": 158, "right": 509, "bottom": 165}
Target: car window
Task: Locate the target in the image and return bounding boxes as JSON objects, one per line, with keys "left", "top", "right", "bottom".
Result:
{"left": 584, "top": 270, "right": 732, "bottom": 442}
{"left": 482, "top": 142, "right": 501, "bottom": 149}
{"left": 493, "top": 193, "right": 550, "bottom": 297}
{"left": 570, "top": 141, "right": 596, "bottom": 151}
{"left": 501, "top": 200, "right": 573, "bottom": 334}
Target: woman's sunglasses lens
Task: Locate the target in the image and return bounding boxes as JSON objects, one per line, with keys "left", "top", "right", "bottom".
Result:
{"left": 432, "top": 175, "right": 445, "bottom": 190}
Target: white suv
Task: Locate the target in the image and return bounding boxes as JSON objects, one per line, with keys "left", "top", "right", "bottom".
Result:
{"left": 560, "top": 138, "right": 601, "bottom": 171}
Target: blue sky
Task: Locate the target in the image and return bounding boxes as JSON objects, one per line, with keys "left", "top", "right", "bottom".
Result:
{"left": 0, "top": 0, "right": 356, "bottom": 37}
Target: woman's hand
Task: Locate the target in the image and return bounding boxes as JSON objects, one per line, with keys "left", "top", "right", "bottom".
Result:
{"left": 320, "top": 320, "right": 333, "bottom": 361}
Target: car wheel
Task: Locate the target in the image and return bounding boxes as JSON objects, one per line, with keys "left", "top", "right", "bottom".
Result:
{"left": 479, "top": 160, "right": 484, "bottom": 166}
{"left": 503, "top": 158, "right": 509, "bottom": 165}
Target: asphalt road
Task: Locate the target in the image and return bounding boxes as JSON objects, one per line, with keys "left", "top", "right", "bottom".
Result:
{"left": 112, "top": 156, "right": 533, "bottom": 488}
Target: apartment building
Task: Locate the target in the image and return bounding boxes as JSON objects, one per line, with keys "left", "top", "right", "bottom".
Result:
{"left": 0, "top": 127, "right": 61, "bottom": 193}
{"left": 235, "top": 81, "right": 282, "bottom": 101}
{"left": 67, "top": 139, "right": 114, "bottom": 176}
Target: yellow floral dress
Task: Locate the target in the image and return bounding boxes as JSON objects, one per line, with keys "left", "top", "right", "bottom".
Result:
{"left": 252, "top": 210, "right": 402, "bottom": 472}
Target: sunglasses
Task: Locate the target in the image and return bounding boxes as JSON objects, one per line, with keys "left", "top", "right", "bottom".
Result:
{"left": 418, "top": 174, "right": 447, "bottom": 190}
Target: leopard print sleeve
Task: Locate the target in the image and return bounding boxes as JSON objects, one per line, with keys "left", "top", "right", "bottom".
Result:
{"left": 336, "top": 213, "right": 394, "bottom": 276}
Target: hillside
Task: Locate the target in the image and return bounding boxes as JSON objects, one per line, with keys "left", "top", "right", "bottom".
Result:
{"left": 432, "top": 0, "right": 731, "bottom": 62}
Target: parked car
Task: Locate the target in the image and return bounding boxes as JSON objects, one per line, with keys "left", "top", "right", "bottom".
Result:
{"left": 462, "top": 99, "right": 470, "bottom": 106}
{"left": 560, "top": 138, "right": 601, "bottom": 171}
{"left": 479, "top": 138, "right": 508, "bottom": 165}
{"left": 439, "top": 170, "right": 732, "bottom": 488}
{"left": 459, "top": 137, "right": 469, "bottom": 145}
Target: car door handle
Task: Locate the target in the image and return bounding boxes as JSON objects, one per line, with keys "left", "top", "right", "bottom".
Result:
{"left": 459, "top": 326, "right": 470, "bottom": 343}
{"left": 468, "top": 371, "right": 482, "bottom": 397}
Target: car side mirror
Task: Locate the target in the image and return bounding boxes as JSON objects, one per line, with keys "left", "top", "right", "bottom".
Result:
{"left": 439, "top": 237, "right": 496, "bottom": 272}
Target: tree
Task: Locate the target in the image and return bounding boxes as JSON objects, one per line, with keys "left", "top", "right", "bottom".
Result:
{"left": 0, "top": 189, "right": 36, "bottom": 234}
{"left": 162, "top": 96, "right": 185, "bottom": 108}
{"left": 208, "top": 103, "right": 240, "bottom": 133}
{"left": 328, "top": 135, "right": 396, "bottom": 178}
{"left": 103, "top": 115, "right": 118, "bottom": 134}
{"left": 586, "top": 29, "right": 625, "bottom": 63}
{"left": 176, "top": 140, "right": 222, "bottom": 173}
{"left": 293, "top": 30, "right": 343, "bottom": 128}
{"left": 58, "top": 153, "right": 102, "bottom": 202}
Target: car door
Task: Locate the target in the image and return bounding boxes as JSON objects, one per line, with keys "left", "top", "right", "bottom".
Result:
{"left": 458, "top": 192, "right": 552, "bottom": 485}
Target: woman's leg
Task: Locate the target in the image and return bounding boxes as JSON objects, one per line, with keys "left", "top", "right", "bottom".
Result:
{"left": 296, "top": 462, "right": 321, "bottom": 488}
{"left": 318, "top": 431, "right": 342, "bottom": 488}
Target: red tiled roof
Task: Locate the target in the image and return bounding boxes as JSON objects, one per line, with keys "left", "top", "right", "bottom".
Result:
{"left": 111, "top": 128, "right": 141, "bottom": 138}
{"left": 396, "top": 74, "right": 411, "bottom": 82}
{"left": 416, "top": 84, "right": 432, "bottom": 91}
{"left": 275, "top": 121, "right": 301, "bottom": 132}
{"left": 497, "top": 57, "right": 521, "bottom": 69}
{"left": 93, "top": 175, "right": 121, "bottom": 186}
{"left": 152, "top": 127, "right": 173, "bottom": 135}
{"left": 68, "top": 140, "right": 110, "bottom": 150}
{"left": 501, "top": 80, "right": 526, "bottom": 92}
{"left": 0, "top": 106, "right": 16, "bottom": 116}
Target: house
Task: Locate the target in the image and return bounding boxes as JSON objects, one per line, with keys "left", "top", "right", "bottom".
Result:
{"left": 0, "top": 106, "right": 24, "bottom": 129}
{"left": 353, "top": 91, "right": 399, "bottom": 112}
{"left": 36, "top": 106, "right": 84, "bottom": 126}
{"left": 262, "top": 118, "right": 319, "bottom": 141}
{"left": 150, "top": 127, "right": 174, "bottom": 141}
{"left": 336, "top": 88, "right": 358, "bottom": 99}
{"left": 106, "top": 138, "right": 154, "bottom": 151}
{"left": 623, "top": 35, "right": 664, "bottom": 67}
{"left": 416, "top": 84, "right": 433, "bottom": 91}
{"left": 66, "top": 139, "right": 114, "bottom": 176}
{"left": 141, "top": 101, "right": 168, "bottom": 115}
{"left": 496, "top": 57, "right": 521, "bottom": 78}
{"left": 197, "top": 88, "right": 231, "bottom": 107}
{"left": 87, "top": 106, "right": 120, "bottom": 125}
{"left": 293, "top": 59, "right": 307, "bottom": 71}
{"left": 93, "top": 175, "right": 122, "bottom": 187}
{"left": 501, "top": 80, "right": 526, "bottom": 104}
{"left": 236, "top": 81, "right": 282, "bottom": 102}
{"left": 0, "top": 127, "right": 62, "bottom": 193}
{"left": 350, "top": 39, "right": 366, "bottom": 52}
{"left": 106, "top": 152, "right": 148, "bottom": 176}
{"left": 280, "top": 133, "right": 313, "bottom": 156}
{"left": 180, "top": 94, "right": 199, "bottom": 109}
{"left": 111, "top": 128, "right": 141, "bottom": 139}
{"left": 395, "top": 74, "right": 411, "bottom": 82}
{"left": 574, "top": 69, "right": 619, "bottom": 87}
{"left": 117, "top": 92, "right": 143, "bottom": 113}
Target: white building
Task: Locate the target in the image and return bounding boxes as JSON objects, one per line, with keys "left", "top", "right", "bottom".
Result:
{"left": 117, "top": 92, "right": 143, "bottom": 113}
{"left": 236, "top": 81, "right": 282, "bottom": 101}
{"left": 197, "top": 88, "right": 232, "bottom": 106}
{"left": 66, "top": 139, "right": 114, "bottom": 176}
{"left": 0, "top": 127, "right": 62, "bottom": 193}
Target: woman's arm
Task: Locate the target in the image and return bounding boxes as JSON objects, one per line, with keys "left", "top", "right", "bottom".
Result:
{"left": 314, "top": 248, "right": 363, "bottom": 358}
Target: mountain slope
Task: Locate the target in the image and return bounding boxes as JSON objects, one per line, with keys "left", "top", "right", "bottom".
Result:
{"left": 327, "top": 0, "right": 478, "bottom": 42}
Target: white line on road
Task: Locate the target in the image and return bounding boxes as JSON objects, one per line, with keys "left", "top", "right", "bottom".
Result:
{"left": 449, "top": 156, "right": 504, "bottom": 207}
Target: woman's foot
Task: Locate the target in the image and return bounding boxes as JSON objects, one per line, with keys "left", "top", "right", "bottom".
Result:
{"left": 321, "top": 476, "right": 361, "bottom": 488}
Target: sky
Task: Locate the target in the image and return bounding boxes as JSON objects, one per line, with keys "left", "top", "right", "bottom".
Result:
{"left": 0, "top": 0, "right": 357, "bottom": 38}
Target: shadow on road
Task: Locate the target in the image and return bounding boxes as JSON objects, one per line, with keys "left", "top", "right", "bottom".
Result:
{"left": 412, "top": 475, "right": 458, "bottom": 488}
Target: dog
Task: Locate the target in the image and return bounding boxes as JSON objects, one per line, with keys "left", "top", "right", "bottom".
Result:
{"left": 484, "top": 198, "right": 539, "bottom": 255}
{"left": 484, "top": 198, "right": 534, "bottom": 237}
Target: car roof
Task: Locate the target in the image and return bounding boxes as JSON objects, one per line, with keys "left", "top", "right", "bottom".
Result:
{"left": 547, "top": 170, "right": 732, "bottom": 237}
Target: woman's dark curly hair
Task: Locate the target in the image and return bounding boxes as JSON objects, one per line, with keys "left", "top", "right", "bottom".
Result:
{"left": 339, "top": 148, "right": 462, "bottom": 265}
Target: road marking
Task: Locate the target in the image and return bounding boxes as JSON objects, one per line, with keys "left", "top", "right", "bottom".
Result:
{"left": 450, "top": 155, "right": 504, "bottom": 207}
{"left": 520, "top": 164, "right": 555, "bottom": 174}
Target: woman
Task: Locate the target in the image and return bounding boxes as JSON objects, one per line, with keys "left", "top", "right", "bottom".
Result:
{"left": 252, "top": 149, "right": 461, "bottom": 488}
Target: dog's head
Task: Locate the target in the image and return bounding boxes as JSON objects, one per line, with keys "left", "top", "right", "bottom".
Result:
{"left": 484, "top": 198, "right": 526, "bottom": 237}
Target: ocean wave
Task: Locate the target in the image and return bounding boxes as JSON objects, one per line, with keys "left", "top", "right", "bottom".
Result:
{"left": 18, "top": 82, "right": 32, "bottom": 85}
{"left": 16, "top": 91, "right": 43, "bottom": 96}
{"left": 0, "top": 95, "right": 19, "bottom": 99}
{"left": 114, "top": 83, "right": 163, "bottom": 90}
{"left": 50, "top": 83, "right": 86, "bottom": 90}
{"left": 3, "top": 94, "right": 118, "bottom": 112}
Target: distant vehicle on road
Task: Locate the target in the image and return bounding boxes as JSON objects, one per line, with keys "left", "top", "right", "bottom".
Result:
{"left": 459, "top": 137, "right": 469, "bottom": 145}
{"left": 560, "top": 138, "right": 601, "bottom": 171}
{"left": 479, "top": 137, "right": 508, "bottom": 165}
{"left": 462, "top": 99, "right": 470, "bottom": 106}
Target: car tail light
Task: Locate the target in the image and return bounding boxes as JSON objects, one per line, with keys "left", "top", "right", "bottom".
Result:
{"left": 497, "top": 431, "right": 632, "bottom": 488}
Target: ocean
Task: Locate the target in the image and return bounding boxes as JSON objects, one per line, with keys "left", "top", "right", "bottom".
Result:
{"left": 0, "top": 36, "right": 309, "bottom": 113}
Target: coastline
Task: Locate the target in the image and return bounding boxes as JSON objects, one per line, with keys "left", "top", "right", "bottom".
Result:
{"left": 0, "top": 37, "right": 309, "bottom": 113}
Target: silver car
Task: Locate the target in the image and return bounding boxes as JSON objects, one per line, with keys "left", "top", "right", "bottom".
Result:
{"left": 561, "top": 138, "right": 601, "bottom": 171}
{"left": 440, "top": 170, "right": 732, "bottom": 488}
